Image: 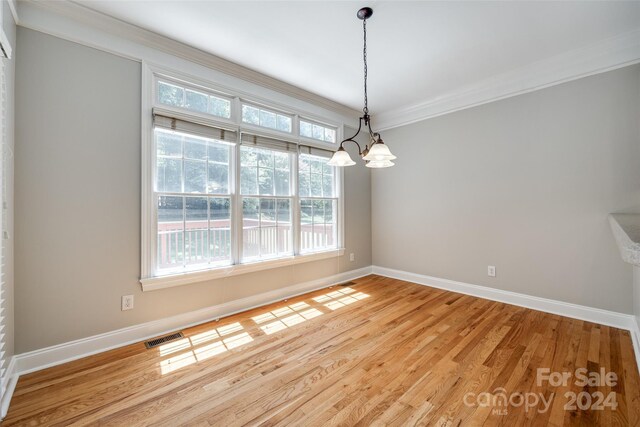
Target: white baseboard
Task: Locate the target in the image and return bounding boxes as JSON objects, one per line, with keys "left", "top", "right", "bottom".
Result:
{"left": 372, "top": 266, "right": 636, "bottom": 330}
{"left": 631, "top": 317, "right": 640, "bottom": 376}
{"left": 0, "top": 356, "right": 18, "bottom": 420}
{"left": 14, "top": 266, "right": 372, "bottom": 377}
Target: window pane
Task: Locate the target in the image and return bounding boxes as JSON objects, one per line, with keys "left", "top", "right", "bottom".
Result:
{"left": 323, "top": 199, "right": 334, "bottom": 223}
{"left": 310, "top": 159, "right": 322, "bottom": 174}
{"left": 313, "top": 200, "right": 325, "bottom": 223}
{"left": 158, "top": 196, "right": 184, "bottom": 268}
{"left": 208, "top": 163, "right": 229, "bottom": 194}
{"left": 158, "top": 81, "right": 230, "bottom": 119}
{"left": 324, "top": 128, "right": 336, "bottom": 143}
{"left": 184, "top": 160, "right": 207, "bottom": 193}
{"left": 209, "top": 144, "right": 229, "bottom": 164}
{"left": 209, "top": 96, "right": 231, "bottom": 118}
{"left": 278, "top": 225, "right": 292, "bottom": 254}
{"left": 313, "top": 223, "right": 326, "bottom": 248}
{"left": 276, "top": 115, "right": 292, "bottom": 132}
{"left": 210, "top": 197, "right": 231, "bottom": 262}
{"left": 241, "top": 167, "right": 257, "bottom": 195}
{"left": 157, "top": 158, "right": 182, "bottom": 192}
{"left": 260, "top": 227, "right": 277, "bottom": 257}
{"left": 258, "top": 150, "right": 274, "bottom": 168}
{"left": 241, "top": 147, "right": 257, "bottom": 166}
{"left": 184, "top": 135, "right": 207, "bottom": 160}
{"left": 242, "top": 105, "right": 260, "bottom": 125}
{"left": 258, "top": 168, "right": 274, "bottom": 195}
{"left": 185, "top": 89, "right": 208, "bottom": 113}
{"left": 274, "top": 152, "right": 289, "bottom": 170}
{"left": 260, "top": 198, "right": 276, "bottom": 224}
{"left": 260, "top": 110, "right": 277, "bottom": 129}
{"left": 312, "top": 124, "right": 324, "bottom": 140}
{"left": 299, "top": 172, "right": 310, "bottom": 197}
{"left": 243, "top": 197, "right": 259, "bottom": 222}
{"left": 277, "top": 199, "right": 291, "bottom": 222}
{"left": 300, "top": 121, "right": 312, "bottom": 138}
{"left": 322, "top": 162, "right": 334, "bottom": 176}
{"left": 310, "top": 173, "right": 322, "bottom": 197}
{"left": 242, "top": 198, "right": 260, "bottom": 259}
{"left": 322, "top": 174, "right": 333, "bottom": 197}
{"left": 275, "top": 169, "right": 290, "bottom": 196}
{"left": 157, "top": 130, "right": 182, "bottom": 157}
{"left": 158, "top": 81, "right": 184, "bottom": 107}
{"left": 185, "top": 197, "right": 208, "bottom": 266}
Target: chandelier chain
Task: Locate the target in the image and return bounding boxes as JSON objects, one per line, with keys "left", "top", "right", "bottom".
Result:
{"left": 363, "top": 18, "right": 368, "bottom": 116}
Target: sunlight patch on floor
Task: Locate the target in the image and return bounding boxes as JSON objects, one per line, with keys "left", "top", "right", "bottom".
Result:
{"left": 159, "top": 323, "right": 253, "bottom": 374}
{"left": 253, "top": 301, "right": 324, "bottom": 335}
{"left": 315, "top": 287, "right": 370, "bottom": 311}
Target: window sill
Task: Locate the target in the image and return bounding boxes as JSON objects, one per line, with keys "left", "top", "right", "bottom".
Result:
{"left": 140, "top": 248, "right": 345, "bottom": 292}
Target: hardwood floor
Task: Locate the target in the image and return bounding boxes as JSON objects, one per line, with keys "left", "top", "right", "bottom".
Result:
{"left": 3, "top": 275, "right": 640, "bottom": 426}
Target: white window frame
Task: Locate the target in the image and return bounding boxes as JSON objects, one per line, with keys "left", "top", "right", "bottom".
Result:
{"left": 141, "top": 64, "right": 345, "bottom": 291}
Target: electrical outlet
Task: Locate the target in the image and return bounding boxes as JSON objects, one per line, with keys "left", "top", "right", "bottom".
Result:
{"left": 488, "top": 266, "right": 496, "bottom": 277}
{"left": 349, "top": 253, "right": 355, "bottom": 262}
{"left": 121, "top": 295, "right": 134, "bottom": 311}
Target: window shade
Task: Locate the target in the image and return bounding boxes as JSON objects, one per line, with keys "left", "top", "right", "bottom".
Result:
{"left": 240, "top": 133, "right": 298, "bottom": 153}
{"left": 298, "top": 144, "right": 334, "bottom": 159}
{"left": 153, "top": 108, "right": 237, "bottom": 143}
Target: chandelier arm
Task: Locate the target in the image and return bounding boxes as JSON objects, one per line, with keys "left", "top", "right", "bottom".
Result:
{"left": 338, "top": 116, "right": 365, "bottom": 155}
{"left": 340, "top": 138, "right": 363, "bottom": 155}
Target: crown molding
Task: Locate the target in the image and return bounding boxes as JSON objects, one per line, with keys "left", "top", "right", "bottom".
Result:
{"left": 375, "top": 28, "right": 640, "bottom": 131}
{"left": 16, "top": 1, "right": 640, "bottom": 132}
{"left": 16, "top": 0, "right": 359, "bottom": 122}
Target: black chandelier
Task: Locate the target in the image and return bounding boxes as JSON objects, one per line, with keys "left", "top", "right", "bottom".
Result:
{"left": 328, "top": 7, "right": 396, "bottom": 168}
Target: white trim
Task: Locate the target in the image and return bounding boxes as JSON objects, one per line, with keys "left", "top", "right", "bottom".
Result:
{"left": 14, "top": 266, "right": 372, "bottom": 376}
{"left": 372, "top": 266, "right": 636, "bottom": 330}
{"left": 6, "top": 0, "right": 18, "bottom": 26}
{"left": 141, "top": 249, "right": 345, "bottom": 291}
{"left": 375, "top": 29, "right": 640, "bottom": 131}
{"left": 0, "top": 356, "right": 17, "bottom": 420}
{"left": 630, "top": 318, "right": 640, "bottom": 378}
{"left": 16, "top": 0, "right": 358, "bottom": 124}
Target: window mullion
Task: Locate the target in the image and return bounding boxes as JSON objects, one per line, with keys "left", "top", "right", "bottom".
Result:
{"left": 292, "top": 154, "right": 300, "bottom": 256}
{"left": 232, "top": 140, "right": 242, "bottom": 265}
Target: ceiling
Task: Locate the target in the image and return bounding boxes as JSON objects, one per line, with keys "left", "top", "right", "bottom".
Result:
{"left": 75, "top": 1, "right": 640, "bottom": 115}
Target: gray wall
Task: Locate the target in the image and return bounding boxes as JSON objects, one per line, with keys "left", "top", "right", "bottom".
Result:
{"left": 2, "top": 1, "right": 16, "bottom": 361}
{"left": 373, "top": 64, "right": 640, "bottom": 314}
{"left": 15, "top": 28, "right": 370, "bottom": 354}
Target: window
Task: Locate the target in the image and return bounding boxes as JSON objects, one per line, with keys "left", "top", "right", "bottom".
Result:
{"left": 300, "top": 120, "right": 336, "bottom": 143}
{"left": 143, "top": 71, "right": 344, "bottom": 288}
{"left": 240, "top": 145, "right": 293, "bottom": 260}
{"left": 241, "top": 104, "right": 292, "bottom": 133}
{"left": 154, "top": 121, "right": 235, "bottom": 274}
{"left": 299, "top": 154, "right": 338, "bottom": 252}
{"left": 157, "top": 80, "right": 231, "bottom": 119}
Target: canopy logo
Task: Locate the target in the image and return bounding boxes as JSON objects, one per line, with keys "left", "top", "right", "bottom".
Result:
{"left": 462, "top": 368, "right": 618, "bottom": 416}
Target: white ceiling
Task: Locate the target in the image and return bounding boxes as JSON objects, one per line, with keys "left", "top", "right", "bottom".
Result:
{"left": 75, "top": 1, "right": 640, "bottom": 115}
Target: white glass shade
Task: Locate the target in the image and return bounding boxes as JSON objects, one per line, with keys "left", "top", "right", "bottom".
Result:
{"left": 327, "top": 148, "right": 356, "bottom": 166}
{"left": 362, "top": 142, "right": 396, "bottom": 161}
{"left": 365, "top": 159, "right": 395, "bottom": 168}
